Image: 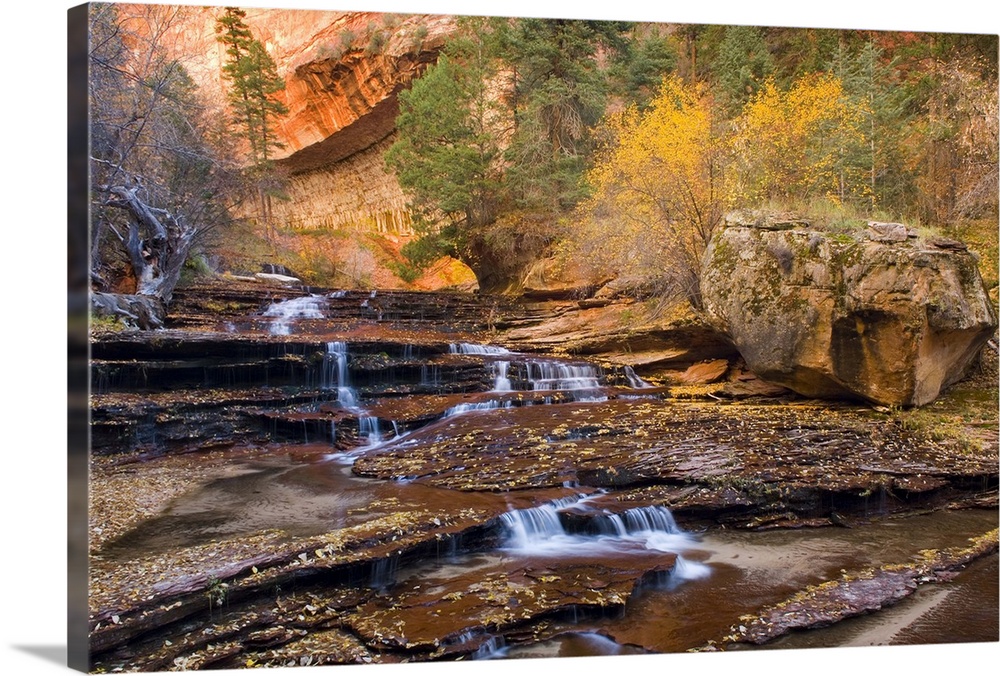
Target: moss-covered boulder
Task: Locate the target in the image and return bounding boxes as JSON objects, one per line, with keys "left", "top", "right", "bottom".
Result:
{"left": 700, "top": 212, "right": 997, "bottom": 406}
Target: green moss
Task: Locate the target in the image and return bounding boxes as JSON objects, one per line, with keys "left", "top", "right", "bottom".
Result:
{"left": 710, "top": 236, "right": 739, "bottom": 276}
{"left": 90, "top": 312, "right": 128, "bottom": 333}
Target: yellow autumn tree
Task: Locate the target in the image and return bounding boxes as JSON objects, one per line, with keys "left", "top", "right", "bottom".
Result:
{"left": 582, "top": 76, "right": 726, "bottom": 304}
{"left": 729, "top": 73, "right": 868, "bottom": 205}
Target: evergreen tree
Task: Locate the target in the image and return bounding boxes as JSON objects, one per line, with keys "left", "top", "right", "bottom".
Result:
{"left": 712, "top": 25, "right": 775, "bottom": 116}
{"left": 502, "top": 18, "right": 633, "bottom": 213}
{"left": 612, "top": 27, "right": 678, "bottom": 108}
{"left": 384, "top": 19, "right": 513, "bottom": 289}
{"left": 215, "top": 7, "right": 289, "bottom": 240}
{"left": 215, "top": 7, "right": 288, "bottom": 167}
{"left": 828, "top": 39, "right": 914, "bottom": 213}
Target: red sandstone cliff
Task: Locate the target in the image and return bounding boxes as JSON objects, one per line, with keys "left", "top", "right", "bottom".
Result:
{"left": 140, "top": 5, "right": 455, "bottom": 234}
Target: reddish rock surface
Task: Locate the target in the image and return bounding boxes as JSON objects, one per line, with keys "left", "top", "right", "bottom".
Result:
{"left": 701, "top": 212, "right": 997, "bottom": 406}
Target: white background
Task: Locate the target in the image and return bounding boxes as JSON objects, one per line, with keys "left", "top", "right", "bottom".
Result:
{"left": 4, "top": 1, "right": 997, "bottom": 675}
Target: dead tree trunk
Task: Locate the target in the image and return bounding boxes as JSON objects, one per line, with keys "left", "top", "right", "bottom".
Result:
{"left": 102, "top": 184, "right": 198, "bottom": 304}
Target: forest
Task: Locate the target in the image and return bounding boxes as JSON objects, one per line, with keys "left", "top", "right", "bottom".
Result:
{"left": 85, "top": 3, "right": 999, "bottom": 309}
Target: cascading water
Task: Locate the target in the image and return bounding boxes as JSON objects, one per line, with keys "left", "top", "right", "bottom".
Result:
{"left": 318, "top": 342, "right": 402, "bottom": 453}
{"left": 498, "top": 498, "right": 710, "bottom": 581}
{"left": 450, "top": 342, "right": 607, "bottom": 398}
{"left": 524, "top": 360, "right": 603, "bottom": 393}
{"left": 262, "top": 295, "right": 325, "bottom": 335}
{"left": 450, "top": 343, "right": 510, "bottom": 355}
{"left": 322, "top": 341, "right": 358, "bottom": 408}
{"left": 492, "top": 360, "right": 512, "bottom": 392}
{"left": 623, "top": 365, "right": 652, "bottom": 389}
{"left": 499, "top": 503, "right": 568, "bottom": 549}
{"left": 444, "top": 399, "right": 515, "bottom": 417}
{"left": 623, "top": 506, "right": 680, "bottom": 533}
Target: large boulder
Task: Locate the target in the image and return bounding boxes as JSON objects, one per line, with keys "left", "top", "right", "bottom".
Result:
{"left": 700, "top": 212, "right": 997, "bottom": 406}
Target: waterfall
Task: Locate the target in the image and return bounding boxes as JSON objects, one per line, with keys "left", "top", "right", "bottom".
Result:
{"left": 368, "top": 553, "right": 399, "bottom": 589}
{"left": 473, "top": 635, "right": 507, "bottom": 659}
{"left": 445, "top": 399, "right": 515, "bottom": 417}
{"left": 420, "top": 364, "right": 441, "bottom": 386}
{"left": 622, "top": 506, "right": 680, "bottom": 534}
{"left": 624, "top": 365, "right": 652, "bottom": 389}
{"left": 499, "top": 504, "right": 567, "bottom": 548}
{"left": 359, "top": 416, "right": 381, "bottom": 444}
{"left": 590, "top": 512, "right": 628, "bottom": 536}
{"left": 450, "top": 342, "right": 510, "bottom": 355}
{"left": 524, "top": 361, "right": 602, "bottom": 391}
{"left": 492, "top": 360, "right": 512, "bottom": 392}
{"left": 322, "top": 341, "right": 358, "bottom": 408}
{"left": 498, "top": 497, "right": 702, "bottom": 578}
{"left": 262, "top": 295, "right": 325, "bottom": 335}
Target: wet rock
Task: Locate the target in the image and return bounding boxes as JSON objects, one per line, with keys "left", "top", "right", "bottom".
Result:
{"left": 344, "top": 555, "right": 675, "bottom": 658}
{"left": 701, "top": 214, "right": 998, "bottom": 406}
{"left": 500, "top": 298, "right": 736, "bottom": 376}
{"left": 717, "top": 528, "right": 999, "bottom": 647}
{"left": 353, "top": 399, "right": 997, "bottom": 523}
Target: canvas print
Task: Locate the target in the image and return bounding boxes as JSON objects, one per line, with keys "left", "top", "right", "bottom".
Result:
{"left": 71, "top": 1, "right": 999, "bottom": 672}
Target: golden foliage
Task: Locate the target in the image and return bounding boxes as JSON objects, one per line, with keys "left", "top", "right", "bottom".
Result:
{"left": 729, "top": 73, "right": 867, "bottom": 204}
{"left": 582, "top": 76, "right": 726, "bottom": 302}
{"left": 575, "top": 72, "right": 873, "bottom": 304}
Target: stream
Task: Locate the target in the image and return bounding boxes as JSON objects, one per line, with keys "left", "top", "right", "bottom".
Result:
{"left": 87, "top": 287, "right": 998, "bottom": 669}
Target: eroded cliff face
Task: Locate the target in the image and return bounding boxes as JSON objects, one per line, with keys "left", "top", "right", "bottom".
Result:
{"left": 272, "top": 135, "right": 411, "bottom": 234}
{"left": 154, "top": 6, "right": 454, "bottom": 237}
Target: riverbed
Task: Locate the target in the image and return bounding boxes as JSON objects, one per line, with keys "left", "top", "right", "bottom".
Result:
{"left": 87, "top": 284, "right": 998, "bottom": 670}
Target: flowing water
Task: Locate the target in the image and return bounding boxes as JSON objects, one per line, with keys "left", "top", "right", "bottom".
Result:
{"left": 89, "top": 289, "right": 998, "bottom": 667}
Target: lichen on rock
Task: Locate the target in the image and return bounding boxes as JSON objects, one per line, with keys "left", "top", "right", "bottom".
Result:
{"left": 700, "top": 211, "right": 997, "bottom": 407}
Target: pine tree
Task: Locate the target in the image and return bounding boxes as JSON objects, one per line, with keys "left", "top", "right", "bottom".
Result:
{"left": 712, "top": 25, "right": 775, "bottom": 116}
{"left": 502, "top": 18, "right": 632, "bottom": 213}
{"left": 215, "top": 7, "right": 289, "bottom": 240}
{"left": 215, "top": 7, "right": 288, "bottom": 167}
{"left": 384, "top": 18, "right": 512, "bottom": 290}
{"left": 828, "top": 39, "right": 913, "bottom": 213}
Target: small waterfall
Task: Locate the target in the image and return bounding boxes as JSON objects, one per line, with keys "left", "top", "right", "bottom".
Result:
{"left": 450, "top": 342, "right": 510, "bottom": 355}
{"left": 262, "top": 295, "right": 325, "bottom": 335}
{"left": 359, "top": 416, "right": 382, "bottom": 444}
{"left": 524, "top": 360, "right": 603, "bottom": 393}
{"left": 444, "top": 631, "right": 507, "bottom": 660}
{"left": 622, "top": 506, "right": 680, "bottom": 534}
{"left": 322, "top": 341, "right": 358, "bottom": 408}
{"left": 590, "top": 512, "right": 628, "bottom": 536}
{"left": 445, "top": 399, "right": 514, "bottom": 417}
{"left": 623, "top": 365, "right": 652, "bottom": 389}
{"left": 499, "top": 504, "right": 567, "bottom": 548}
{"left": 473, "top": 635, "right": 507, "bottom": 659}
{"left": 583, "top": 506, "right": 679, "bottom": 536}
{"left": 492, "top": 360, "right": 512, "bottom": 392}
{"left": 368, "top": 554, "right": 399, "bottom": 589}
{"left": 420, "top": 364, "right": 441, "bottom": 387}
{"left": 499, "top": 498, "right": 699, "bottom": 575}
{"left": 329, "top": 289, "right": 347, "bottom": 299}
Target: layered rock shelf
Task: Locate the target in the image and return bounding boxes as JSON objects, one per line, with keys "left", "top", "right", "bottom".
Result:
{"left": 87, "top": 280, "right": 998, "bottom": 669}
